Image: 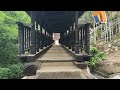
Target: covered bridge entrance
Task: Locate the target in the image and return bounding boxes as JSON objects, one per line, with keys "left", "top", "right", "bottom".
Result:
{"left": 16, "top": 11, "right": 92, "bottom": 78}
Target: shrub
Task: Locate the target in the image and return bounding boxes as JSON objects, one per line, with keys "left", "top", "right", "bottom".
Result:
{"left": 88, "top": 47, "right": 106, "bottom": 68}
{"left": 0, "top": 68, "right": 11, "bottom": 79}
{"left": 8, "top": 63, "right": 24, "bottom": 79}
{"left": 0, "top": 63, "right": 24, "bottom": 79}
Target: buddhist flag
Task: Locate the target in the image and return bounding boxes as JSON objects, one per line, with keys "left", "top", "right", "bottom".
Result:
{"left": 92, "top": 11, "right": 107, "bottom": 24}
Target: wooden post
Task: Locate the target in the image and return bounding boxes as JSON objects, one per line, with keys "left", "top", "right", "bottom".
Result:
{"left": 39, "top": 18, "right": 43, "bottom": 49}
{"left": 85, "top": 23, "right": 90, "bottom": 54}
{"left": 71, "top": 14, "right": 75, "bottom": 51}
{"left": 45, "top": 30, "right": 47, "bottom": 47}
{"left": 75, "top": 11, "right": 79, "bottom": 54}
{"left": 30, "top": 11, "right": 36, "bottom": 54}
{"left": 26, "top": 27, "right": 28, "bottom": 49}
{"left": 16, "top": 22, "right": 24, "bottom": 55}
{"left": 69, "top": 27, "right": 72, "bottom": 49}
{"left": 24, "top": 27, "right": 26, "bottom": 50}
{"left": 93, "top": 23, "right": 96, "bottom": 46}
{"left": 81, "top": 27, "right": 83, "bottom": 51}
{"left": 36, "top": 19, "right": 39, "bottom": 52}
{"left": 50, "top": 33, "right": 53, "bottom": 44}
{"left": 28, "top": 27, "right": 31, "bottom": 49}
{"left": 60, "top": 33, "right": 63, "bottom": 45}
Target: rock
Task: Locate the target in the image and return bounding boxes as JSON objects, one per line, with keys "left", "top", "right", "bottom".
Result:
{"left": 109, "top": 73, "right": 120, "bottom": 79}
{"left": 23, "top": 62, "right": 39, "bottom": 76}
{"left": 86, "top": 66, "right": 97, "bottom": 79}
{"left": 112, "top": 42, "right": 118, "bottom": 46}
{"left": 115, "top": 47, "right": 118, "bottom": 51}
{"left": 93, "top": 61, "right": 120, "bottom": 75}
{"left": 108, "top": 44, "right": 112, "bottom": 48}
{"left": 109, "top": 49, "right": 114, "bottom": 53}
{"left": 113, "top": 40, "right": 117, "bottom": 43}
{"left": 104, "top": 48, "right": 110, "bottom": 52}
{"left": 117, "top": 42, "right": 120, "bottom": 47}
{"left": 109, "top": 75, "right": 120, "bottom": 79}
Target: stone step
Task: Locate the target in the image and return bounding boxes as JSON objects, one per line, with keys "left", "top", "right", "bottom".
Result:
{"left": 40, "top": 62, "right": 74, "bottom": 67}
{"left": 37, "top": 59, "right": 74, "bottom": 62}
{"left": 22, "top": 61, "right": 96, "bottom": 79}
{"left": 35, "top": 69, "right": 84, "bottom": 79}
{"left": 33, "top": 61, "right": 87, "bottom": 79}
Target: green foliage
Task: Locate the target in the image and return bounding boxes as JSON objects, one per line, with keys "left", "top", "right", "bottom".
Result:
{"left": 0, "top": 11, "right": 30, "bottom": 79}
{"left": 0, "top": 68, "right": 11, "bottom": 79}
{"left": 88, "top": 47, "right": 106, "bottom": 67}
{"left": 8, "top": 63, "right": 24, "bottom": 79}
{"left": 79, "top": 11, "right": 94, "bottom": 24}
{"left": 0, "top": 63, "right": 23, "bottom": 79}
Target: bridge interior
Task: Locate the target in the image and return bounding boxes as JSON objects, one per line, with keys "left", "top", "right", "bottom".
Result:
{"left": 16, "top": 11, "right": 92, "bottom": 78}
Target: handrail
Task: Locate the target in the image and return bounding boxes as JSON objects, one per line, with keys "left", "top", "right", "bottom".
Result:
{"left": 16, "top": 21, "right": 53, "bottom": 55}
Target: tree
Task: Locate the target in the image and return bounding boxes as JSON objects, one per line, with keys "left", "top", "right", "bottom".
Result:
{"left": 0, "top": 11, "right": 30, "bottom": 79}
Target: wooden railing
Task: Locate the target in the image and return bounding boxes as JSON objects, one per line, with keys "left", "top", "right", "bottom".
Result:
{"left": 78, "top": 23, "right": 90, "bottom": 54}
{"left": 60, "top": 23, "right": 90, "bottom": 55}
{"left": 16, "top": 22, "right": 53, "bottom": 55}
{"left": 16, "top": 22, "right": 32, "bottom": 55}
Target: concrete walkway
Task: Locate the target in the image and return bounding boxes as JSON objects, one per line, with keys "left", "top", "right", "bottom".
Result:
{"left": 36, "top": 45, "right": 75, "bottom": 62}
{"left": 23, "top": 45, "right": 94, "bottom": 79}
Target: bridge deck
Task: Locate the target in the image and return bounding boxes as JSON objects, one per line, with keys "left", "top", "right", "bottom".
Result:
{"left": 22, "top": 45, "right": 95, "bottom": 79}
{"left": 36, "top": 45, "right": 75, "bottom": 62}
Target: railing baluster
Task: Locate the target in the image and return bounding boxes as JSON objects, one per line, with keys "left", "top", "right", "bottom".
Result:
{"left": 16, "top": 22, "right": 33, "bottom": 55}
{"left": 26, "top": 27, "right": 28, "bottom": 49}
{"left": 45, "top": 30, "right": 47, "bottom": 47}
{"left": 16, "top": 22, "right": 23, "bottom": 55}
{"left": 36, "top": 20, "right": 39, "bottom": 52}
{"left": 24, "top": 27, "right": 26, "bottom": 50}
{"left": 72, "top": 25, "right": 75, "bottom": 51}
{"left": 29, "top": 27, "right": 31, "bottom": 51}
{"left": 69, "top": 27, "right": 72, "bottom": 49}
{"left": 83, "top": 27, "right": 85, "bottom": 50}
{"left": 81, "top": 27, "right": 83, "bottom": 52}
{"left": 21, "top": 26, "right": 24, "bottom": 54}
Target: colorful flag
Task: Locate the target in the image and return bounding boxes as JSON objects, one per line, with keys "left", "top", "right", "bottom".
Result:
{"left": 92, "top": 11, "right": 107, "bottom": 24}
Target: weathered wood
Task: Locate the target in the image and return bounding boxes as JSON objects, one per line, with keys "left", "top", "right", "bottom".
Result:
{"left": 75, "top": 11, "right": 79, "bottom": 54}
{"left": 72, "top": 24, "right": 75, "bottom": 51}
{"left": 45, "top": 30, "right": 47, "bottom": 47}
{"left": 85, "top": 23, "right": 90, "bottom": 54}
{"left": 39, "top": 18, "right": 43, "bottom": 49}
{"left": 30, "top": 11, "right": 36, "bottom": 54}
{"left": 28, "top": 28, "right": 31, "bottom": 48}
{"left": 21, "top": 27, "right": 25, "bottom": 54}
{"left": 16, "top": 22, "right": 23, "bottom": 55}
{"left": 69, "top": 27, "right": 72, "bottom": 49}
{"left": 93, "top": 23, "right": 96, "bottom": 45}
{"left": 26, "top": 27, "right": 28, "bottom": 49}
{"left": 80, "top": 27, "right": 83, "bottom": 51}
{"left": 24, "top": 27, "right": 27, "bottom": 49}
{"left": 36, "top": 19, "right": 39, "bottom": 52}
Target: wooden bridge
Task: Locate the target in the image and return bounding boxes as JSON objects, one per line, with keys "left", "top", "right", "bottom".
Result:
{"left": 16, "top": 11, "right": 93, "bottom": 79}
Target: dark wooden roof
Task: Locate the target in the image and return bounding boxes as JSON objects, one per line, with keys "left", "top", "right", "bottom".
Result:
{"left": 26, "top": 11, "right": 84, "bottom": 33}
